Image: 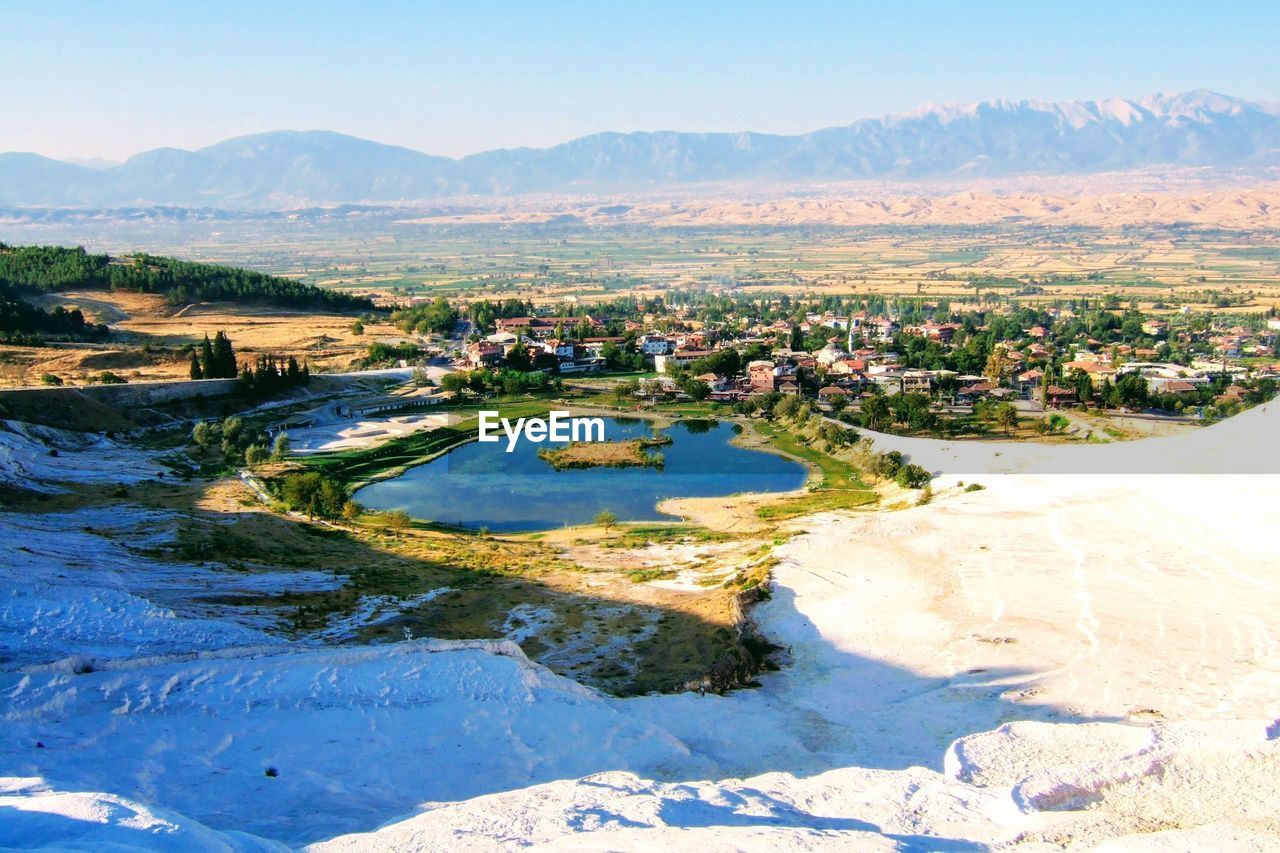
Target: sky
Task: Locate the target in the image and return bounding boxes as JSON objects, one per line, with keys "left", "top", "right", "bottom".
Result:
{"left": 2, "top": 0, "right": 1278, "bottom": 162}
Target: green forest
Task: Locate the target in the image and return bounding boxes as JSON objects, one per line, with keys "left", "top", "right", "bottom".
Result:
{"left": 0, "top": 244, "right": 375, "bottom": 341}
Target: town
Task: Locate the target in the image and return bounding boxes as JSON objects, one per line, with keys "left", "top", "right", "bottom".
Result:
{"left": 388, "top": 290, "right": 1280, "bottom": 439}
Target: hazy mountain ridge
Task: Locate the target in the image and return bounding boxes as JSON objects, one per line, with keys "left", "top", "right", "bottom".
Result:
{"left": 2, "top": 90, "right": 1278, "bottom": 207}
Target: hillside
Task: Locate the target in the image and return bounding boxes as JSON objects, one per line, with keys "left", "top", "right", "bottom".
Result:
{"left": 1, "top": 403, "right": 1278, "bottom": 848}
{"left": 0, "top": 243, "right": 373, "bottom": 315}
{"left": 2, "top": 90, "right": 1278, "bottom": 207}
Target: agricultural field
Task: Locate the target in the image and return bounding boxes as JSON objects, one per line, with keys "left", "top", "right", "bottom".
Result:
{"left": 37, "top": 220, "right": 1280, "bottom": 312}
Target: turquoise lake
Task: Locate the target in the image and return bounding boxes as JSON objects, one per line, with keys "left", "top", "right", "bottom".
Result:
{"left": 355, "top": 418, "right": 808, "bottom": 532}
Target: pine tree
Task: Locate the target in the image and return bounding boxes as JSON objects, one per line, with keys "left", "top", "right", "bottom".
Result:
{"left": 189, "top": 351, "right": 203, "bottom": 380}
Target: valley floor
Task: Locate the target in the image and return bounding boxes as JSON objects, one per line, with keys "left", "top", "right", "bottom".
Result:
{"left": 2, "top": 406, "right": 1279, "bottom": 850}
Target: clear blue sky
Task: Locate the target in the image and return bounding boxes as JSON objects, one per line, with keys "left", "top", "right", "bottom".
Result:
{"left": 3, "top": 0, "right": 1277, "bottom": 161}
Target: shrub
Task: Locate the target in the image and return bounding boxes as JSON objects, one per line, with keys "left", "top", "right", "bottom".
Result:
{"left": 39, "top": 373, "right": 62, "bottom": 386}
{"left": 874, "top": 450, "right": 904, "bottom": 481}
{"left": 894, "top": 463, "right": 931, "bottom": 489}
{"left": 964, "top": 483, "right": 986, "bottom": 492}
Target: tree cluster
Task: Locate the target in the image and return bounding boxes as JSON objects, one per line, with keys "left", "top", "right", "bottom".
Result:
{"left": 239, "top": 353, "right": 310, "bottom": 395}
{"left": 392, "top": 297, "right": 459, "bottom": 335}
{"left": 190, "top": 331, "right": 238, "bottom": 379}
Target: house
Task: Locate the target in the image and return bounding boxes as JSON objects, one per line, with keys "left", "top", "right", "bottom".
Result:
{"left": 545, "top": 339, "right": 579, "bottom": 360}
{"left": 694, "top": 372, "right": 730, "bottom": 392}
{"left": 901, "top": 370, "right": 935, "bottom": 393}
{"left": 1141, "top": 319, "right": 1169, "bottom": 337}
{"left": 639, "top": 334, "right": 673, "bottom": 356}
{"left": 1158, "top": 379, "right": 1199, "bottom": 396}
{"left": 582, "top": 336, "right": 625, "bottom": 359}
{"left": 495, "top": 317, "right": 558, "bottom": 338}
{"left": 827, "top": 358, "right": 867, "bottom": 376}
{"left": 556, "top": 358, "right": 605, "bottom": 374}
{"left": 912, "top": 321, "right": 961, "bottom": 343}
{"left": 818, "top": 386, "right": 853, "bottom": 402}
{"left": 1045, "top": 385, "right": 1077, "bottom": 408}
{"left": 747, "top": 360, "right": 799, "bottom": 394}
{"left": 653, "top": 350, "right": 713, "bottom": 373}
{"left": 956, "top": 382, "right": 996, "bottom": 402}
{"left": 1063, "top": 360, "right": 1117, "bottom": 384}
{"left": 867, "top": 370, "right": 904, "bottom": 395}
{"left": 1016, "top": 369, "right": 1044, "bottom": 395}
{"left": 466, "top": 341, "right": 503, "bottom": 367}
{"left": 856, "top": 317, "right": 899, "bottom": 346}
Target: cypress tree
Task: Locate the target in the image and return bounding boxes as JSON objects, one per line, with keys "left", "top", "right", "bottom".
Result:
{"left": 200, "top": 333, "right": 215, "bottom": 378}
{"left": 211, "top": 331, "right": 236, "bottom": 378}
{"left": 189, "top": 351, "right": 203, "bottom": 380}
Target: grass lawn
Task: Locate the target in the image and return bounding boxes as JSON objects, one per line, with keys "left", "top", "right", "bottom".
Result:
{"left": 750, "top": 419, "right": 878, "bottom": 520}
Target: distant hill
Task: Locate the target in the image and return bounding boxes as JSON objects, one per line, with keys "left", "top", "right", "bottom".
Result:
{"left": 3, "top": 90, "right": 1278, "bottom": 208}
{"left": 0, "top": 243, "right": 374, "bottom": 313}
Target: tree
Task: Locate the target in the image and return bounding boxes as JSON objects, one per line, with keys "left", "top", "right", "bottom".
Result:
{"left": 191, "top": 421, "right": 218, "bottom": 449}
{"left": 384, "top": 509, "right": 412, "bottom": 533}
{"left": 279, "top": 472, "right": 347, "bottom": 520}
{"left": 860, "top": 395, "right": 891, "bottom": 431}
{"left": 244, "top": 444, "right": 271, "bottom": 467}
{"left": 200, "top": 334, "right": 215, "bottom": 378}
{"left": 440, "top": 372, "right": 469, "bottom": 395}
{"left": 351, "top": 320, "right": 365, "bottom": 335}
{"left": 189, "top": 352, "right": 203, "bottom": 380}
{"left": 681, "top": 378, "right": 711, "bottom": 401}
{"left": 996, "top": 403, "right": 1018, "bottom": 435}
{"left": 774, "top": 395, "right": 801, "bottom": 420}
{"left": 789, "top": 325, "right": 804, "bottom": 352}
{"left": 1073, "top": 372, "right": 1095, "bottom": 406}
{"left": 1113, "top": 373, "right": 1149, "bottom": 410}
{"left": 271, "top": 431, "right": 290, "bottom": 460}
{"left": 613, "top": 378, "right": 640, "bottom": 403}
{"left": 594, "top": 508, "right": 617, "bottom": 531}
{"left": 984, "top": 346, "right": 1009, "bottom": 385}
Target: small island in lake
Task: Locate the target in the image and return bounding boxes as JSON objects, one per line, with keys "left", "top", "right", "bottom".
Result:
{"left": 538, "top": 436, "right": 670, "bottom": 470}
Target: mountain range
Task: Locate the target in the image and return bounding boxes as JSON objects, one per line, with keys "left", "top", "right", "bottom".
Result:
{"left": 2, "top": 90, "right": 1277, "bottom": 208}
